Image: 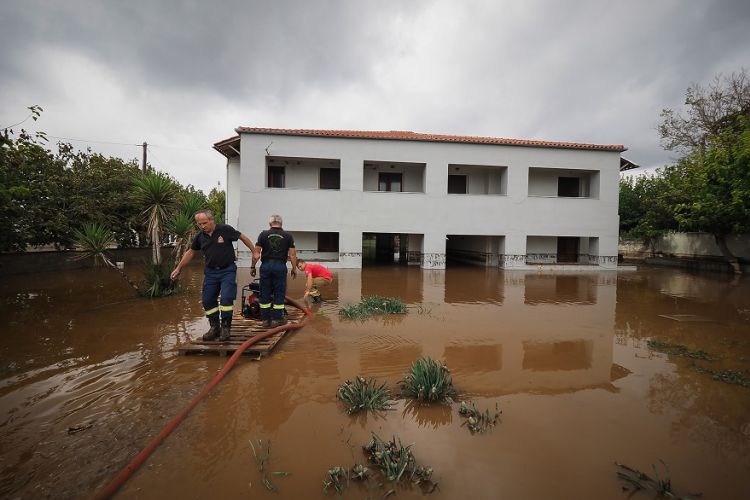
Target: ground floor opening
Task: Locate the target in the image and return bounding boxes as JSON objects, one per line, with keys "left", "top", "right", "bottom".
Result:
{"left": 362, "top": 233, "right": 423, "bottom": 266}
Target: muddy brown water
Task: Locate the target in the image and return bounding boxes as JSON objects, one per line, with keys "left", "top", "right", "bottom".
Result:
{"left": 1, "top": 265, "right": 749, "bottom": 499}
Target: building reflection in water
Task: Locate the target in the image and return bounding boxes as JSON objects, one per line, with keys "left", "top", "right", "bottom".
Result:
{"left": 524, "top": 275, "right": 597, "bottom": 305}
{"left": 335, "top": 269, "right": 620, "bottom": 399}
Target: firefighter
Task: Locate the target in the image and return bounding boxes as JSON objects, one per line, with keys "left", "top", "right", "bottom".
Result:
{"left": 170, "top": 210, "right": 259, "bottom": 341}
{"left": 251, "top": 214, "right": 297, "bottom": 328}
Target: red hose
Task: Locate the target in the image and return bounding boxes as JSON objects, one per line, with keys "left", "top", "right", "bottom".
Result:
{"left": 94, "top": 295, "right": 313, "bottom": 499}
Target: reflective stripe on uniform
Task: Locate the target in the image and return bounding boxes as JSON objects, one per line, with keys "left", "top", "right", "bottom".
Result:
{"left": 260, "top": 303, "right": 272, "bottom": 309}
{"left": 219, "top": 305, "right": 234, "bottom": 312}
{"left": 204, "top": 306, "right": 219, "bottom": 315}
{"left": 272, "top": 304, "right": 285, "bottom": 309}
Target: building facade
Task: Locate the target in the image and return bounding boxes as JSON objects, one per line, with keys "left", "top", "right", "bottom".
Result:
{"left": 214, "top": 128, "right": 625, "bottom": 270}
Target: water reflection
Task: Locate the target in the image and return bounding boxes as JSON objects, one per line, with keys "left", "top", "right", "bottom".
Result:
{"left": 2, "top": 264, "right": 750, "bottom": 499}
{"left": 524, "top": 275, "right": 597, "bottom": 305}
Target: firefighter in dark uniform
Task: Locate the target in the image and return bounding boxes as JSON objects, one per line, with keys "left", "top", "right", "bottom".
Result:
{"left": 251, "top": 214, "right": 297, "bottom": 328}
{"left": 170, "top": 210, "right": 259, "bottom": 341}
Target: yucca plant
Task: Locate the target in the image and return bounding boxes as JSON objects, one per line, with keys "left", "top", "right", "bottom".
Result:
{"left": 400, "top": 357, "right": 456, "bottom": 403}
{"left": 72, "top": 223, "right": 139, "bottom": 291}
{"left": 339, "top": 296, "right": 407, "bottom": 320}
{"left": 336, "top": 376, "right": 393, "bottom": 414}
{"left": 133, "top": 171, "right": 178, "bottom": 264}
{"left": 140, "top": 259, "right": 179, "bottom": 298}
{"left": 166, "top": 212, "right": 195, "bottom": 263}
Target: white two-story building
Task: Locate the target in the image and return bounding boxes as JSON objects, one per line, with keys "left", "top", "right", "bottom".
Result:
{"left": 214, "top": 128, "right": 626, "bottom": 270}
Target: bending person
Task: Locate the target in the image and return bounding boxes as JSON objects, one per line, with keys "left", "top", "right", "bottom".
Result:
{"left": 297, "top": 259, "right": 333, "bottom": 303}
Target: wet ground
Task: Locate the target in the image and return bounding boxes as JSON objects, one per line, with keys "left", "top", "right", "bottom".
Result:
{"left": 1, "top": 264, "right": 749, "bottom": 499}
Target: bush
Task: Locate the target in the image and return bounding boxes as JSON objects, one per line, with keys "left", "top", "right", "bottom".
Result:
{"left": 336, "top": 376, "right": 393, "bottom": 414}
{"left": 339, "top": 296, "right": 406, "bottom": 320}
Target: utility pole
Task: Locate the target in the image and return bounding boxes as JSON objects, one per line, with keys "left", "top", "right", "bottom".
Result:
{"left": 141, "top": 141, "right": 147, "bottom": 172}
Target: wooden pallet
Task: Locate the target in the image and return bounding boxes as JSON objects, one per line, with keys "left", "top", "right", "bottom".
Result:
{"left": 178, "top": 308, "right": 305, "bottom": 358}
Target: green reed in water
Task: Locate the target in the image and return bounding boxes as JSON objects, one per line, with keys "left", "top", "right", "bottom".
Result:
{"left": 336, "top": 376, "right": 393, "bottom": 414}
{"left": 339, "top": 296, "right": 406, "bottom": 320}
{"left": 363, "top": 433, "right": 435, "bottom": 487}
{"left": 458, "top": 401, "right": 502, "bottom": 434}
{"left": 400, "top": 357, "right": 456, "bottom": 403}
{"left": 615, "top": 460, "right": 701, "bottom": 499}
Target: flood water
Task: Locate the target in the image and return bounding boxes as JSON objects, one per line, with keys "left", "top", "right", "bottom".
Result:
{"left": 1, "top": 264, "right": 749, "bottom": 499}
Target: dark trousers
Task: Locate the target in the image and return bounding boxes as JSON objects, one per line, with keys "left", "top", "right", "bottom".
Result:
{"left": 202, "top": 264, "right": 237, "bottom": 322}
{"left": 259, "top": 260, "right": 287, "bottom": 320}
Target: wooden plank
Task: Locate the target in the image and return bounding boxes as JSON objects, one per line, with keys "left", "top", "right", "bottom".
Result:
{"left": 178, "top": 309, "right": 300, "bottom": 357}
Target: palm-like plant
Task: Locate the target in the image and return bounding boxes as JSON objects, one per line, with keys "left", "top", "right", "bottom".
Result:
{"left": 166, "top": 212, "right": 195, "bottom": 263}
{"left": 73, "top": 223, "right": 139, "bottom": 291}
{"left": 133, "top": 172, "right": 177, "bottom": 264}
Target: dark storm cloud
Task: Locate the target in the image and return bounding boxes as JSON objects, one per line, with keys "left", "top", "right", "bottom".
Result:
{"left": 0, "top": 0, "right": 423, "bottom": 102}
{"left": 1, "top": 0, "right": 749, "bottom": 189}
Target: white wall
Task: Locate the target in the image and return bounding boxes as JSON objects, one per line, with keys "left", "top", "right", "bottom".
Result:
{"left": 227, "top": 133, "right": 621, "bottom": 269}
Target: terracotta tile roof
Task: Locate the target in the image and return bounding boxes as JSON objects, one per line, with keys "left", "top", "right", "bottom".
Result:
{"left": 224, "top": 127, "right": 626, "bottom": 152}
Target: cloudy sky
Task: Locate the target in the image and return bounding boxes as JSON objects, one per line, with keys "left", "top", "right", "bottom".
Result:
{"left": 2, "top": 0, "right": 749, "bottom": 192}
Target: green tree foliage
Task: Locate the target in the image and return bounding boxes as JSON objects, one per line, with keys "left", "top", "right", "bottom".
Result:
{"left": 207, "top": 187, "right": 226, "bottom": 223}
{"left": 622, "top": 70, "right": 750, "bottom": 272}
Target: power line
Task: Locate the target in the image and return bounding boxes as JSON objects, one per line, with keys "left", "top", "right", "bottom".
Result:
{"left": 45, "top": 134, "right": 141, "bottom": 147}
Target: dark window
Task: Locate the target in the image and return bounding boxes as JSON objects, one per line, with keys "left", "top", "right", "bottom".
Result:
{"left": 319, "top": 168, "right": 340, "bottom": 189}
{"left": 378, "top": 172, "right": 402, "bottom": 192}
{"left": 448, "top": 174, "right": 467, "bottom": 194}
{"left": 558, "top": 177, "right": 580, "bottom": 197}
{"left": 318, "top": 232, "right": 339, "bottom": 252}
{"left": 268, "top": 166, "right": 285, "bottom": 188}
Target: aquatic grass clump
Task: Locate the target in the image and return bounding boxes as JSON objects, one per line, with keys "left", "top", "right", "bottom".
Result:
{"left": 339, "top": 296, "right": 407, "bottom": 320}
{"left": 363, "top": 433, "right": 435, "bottom": 488}
{"left": 400, "top": 357, "right": 456, "bottom": 403}
{"left": 140, "top": 260, "right": 182, "bottom": 298}
{"left": 322, "top": 464, "right": 370, "bottom": 495}
{"left": 647, "top": 340, "right": 714, "bottom": 360}
{"left": 693, "top": 366, "right": 750, "bottom": 387}
{"left": 458, "top": 401, "right": 502, "bottom": 434}
{"left": 615, "top": 461, "right": 701, "bottom": 499}
{"left": 337, "top": 376, "right": 393, "bottom": 414}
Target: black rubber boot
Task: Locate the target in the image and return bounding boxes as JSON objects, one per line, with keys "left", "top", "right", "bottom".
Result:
{"left": 202, "top": 316, "right": 220, "bottom": 341}
{"left": 261, "top": 319, "right": 272, "bottom": 329}
{"left": 219, "top": 318, "right": 232, "bottom": 342}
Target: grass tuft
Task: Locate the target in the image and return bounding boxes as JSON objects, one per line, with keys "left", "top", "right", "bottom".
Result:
{"left": 458, "top": 401, "right": 502, "bottom": 434}
{"left": 339, "top": 296, "right": 406, "bottom": 320}
{"left": 400, "top": 357, "right": 456, "bottom": 403}
{"left": 336, "top": 376, "right": 393, "bottom": 414}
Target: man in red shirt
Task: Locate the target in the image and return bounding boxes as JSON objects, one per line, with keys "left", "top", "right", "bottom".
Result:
{"left": 297, "top": 259, "right": 333, "bottom": 303}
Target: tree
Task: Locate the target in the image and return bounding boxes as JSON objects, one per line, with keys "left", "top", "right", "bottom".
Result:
{"left": 659, "top": 69, "right": 750, "bottom": 155}
{"left": 207, "top": 187, "right": 226, "bottom": 224}
{"left": 672, "top": 125, "right": 750, "bottom": 273}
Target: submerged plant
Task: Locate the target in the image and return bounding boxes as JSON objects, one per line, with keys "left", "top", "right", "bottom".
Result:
{"left": 322, "top": 466, "right": 349, "bottom": 495}
{"left": 250, "top": 438, "right": 290, "bottom": 492}
{"left": 693, "top": 366, "right": 750, "bottom": 387}
{"left": 140, "top": 259, "right": 180, "bottom": 298}
{"left": 458, "top": 401, "right": 502, "bottom": 434}
{"left": 337, "top": 376, "right": 393, "bottom": 414}
{"left": 615, "top": 461, "right": 701, "bottom": 499}
{"left": 72, "top": 223, "right": 140, "bottom": 292}
{"left": 339, "top": 296, "right": 407, "bottom": 320}
{"left": 400, "top": 357, "right": 456, "bottom": 403}
{"left": 363, "top": 433, "right": 435, "bottom": 488}
{"left": 647, "top": 340, "right": 714, "bottom": 360}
